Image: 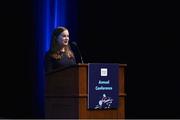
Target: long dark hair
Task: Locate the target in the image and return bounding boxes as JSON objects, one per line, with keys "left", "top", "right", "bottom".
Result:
{"left": 48, "top": 26, "right": 75, "bottom": 59}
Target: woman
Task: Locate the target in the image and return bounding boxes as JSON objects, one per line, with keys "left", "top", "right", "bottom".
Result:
{"left": 45, "top": 26, "right": 76, "bottom": 73}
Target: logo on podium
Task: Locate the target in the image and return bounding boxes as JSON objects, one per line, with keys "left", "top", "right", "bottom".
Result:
{"left": 88, "top": 63, "right": 119, "bottom": 109}
{"left": 101, "top": 68, "right": 108, "bottom": 76}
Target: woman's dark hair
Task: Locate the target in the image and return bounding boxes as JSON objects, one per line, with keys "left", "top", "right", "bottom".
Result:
{"left": 48, "top": 26, "right": 75, "bottom": 59}
{"left": 49, "top": 26, "right": 67, "bottom": 53}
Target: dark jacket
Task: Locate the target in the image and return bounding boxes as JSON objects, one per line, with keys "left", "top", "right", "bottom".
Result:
{"left": 45, "top": 52, "right": 76, "bottom": 73}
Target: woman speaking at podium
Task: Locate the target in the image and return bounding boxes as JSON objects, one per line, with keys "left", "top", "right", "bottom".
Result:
{"left": 45, "top": 26, "right": 77, "bottom": 73}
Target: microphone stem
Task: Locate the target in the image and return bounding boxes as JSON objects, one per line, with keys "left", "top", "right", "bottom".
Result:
{"left": 80, "top": 56, "right": 84, "bottom": 64}
{"left": 77, "top": 47, "right": 84, "bottom": 64}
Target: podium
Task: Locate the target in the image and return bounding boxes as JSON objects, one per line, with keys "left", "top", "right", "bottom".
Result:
{"left": 45, "top": 63, "right": 127, "bottom": 119}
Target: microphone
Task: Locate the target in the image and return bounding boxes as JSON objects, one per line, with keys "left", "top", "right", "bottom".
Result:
{"left": 71, "top": 41, "right": 84, "bottom": 64}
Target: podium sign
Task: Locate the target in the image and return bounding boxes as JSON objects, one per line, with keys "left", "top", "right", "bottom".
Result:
{"left": 88, "top": 63, "right": 119, "bottom": 109}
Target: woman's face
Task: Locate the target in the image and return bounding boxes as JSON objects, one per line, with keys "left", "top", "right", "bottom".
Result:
{"left": 57, "top": 29, "right": 69, "bottom": 46}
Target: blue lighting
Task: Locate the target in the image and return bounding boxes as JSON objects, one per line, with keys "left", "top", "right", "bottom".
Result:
{"left": 35, "top": 0, "right": 68, "bottom": 52}
{"left": 43, "top": 0, "right": 67, "bottom": 52}
{"left": 34, "top": 0, "right": 69, "bottom": 118}
{"left": 45, "top": 0, "right": 50, "bottom": 51}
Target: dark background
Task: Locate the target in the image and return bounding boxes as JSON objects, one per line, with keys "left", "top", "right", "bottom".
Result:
{"left": 1, "top": 0, "right": 179, "bottom": 118}
{"left": 77, "top": 1, "right": 180, "bottom": 119}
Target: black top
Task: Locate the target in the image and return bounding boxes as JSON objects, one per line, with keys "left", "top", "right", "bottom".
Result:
{"left": 45, "top": 52, "right": 76, "bottom": 73}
